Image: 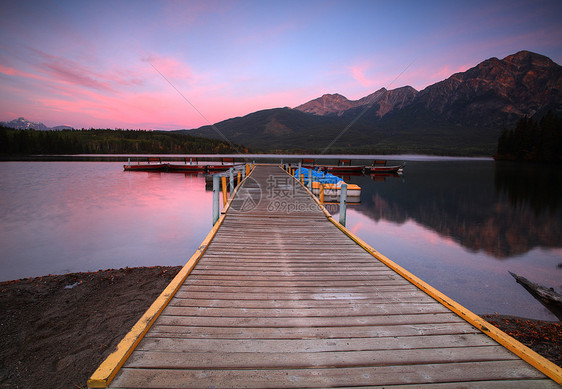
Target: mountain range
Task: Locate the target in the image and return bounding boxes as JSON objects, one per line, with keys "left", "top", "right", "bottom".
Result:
{"left": 4, "top": 51, "right": 560, "bottom": 156}
{"left": 0, "top": 117, "right": 73, "bottom": 131}
{"left": 184, "top": 50, "right": 562, "bottom": 155}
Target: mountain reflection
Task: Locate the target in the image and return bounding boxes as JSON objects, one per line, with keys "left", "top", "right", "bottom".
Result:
{"left": 350, "top": 161, "right": 562, "bottom": 258}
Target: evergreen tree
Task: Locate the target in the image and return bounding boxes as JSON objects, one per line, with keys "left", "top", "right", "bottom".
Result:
{"left": 496, "top": 111, "right": 561, "bottom": 162}
{"left": 0, "top": 126, "right": 248, "bottom": 155}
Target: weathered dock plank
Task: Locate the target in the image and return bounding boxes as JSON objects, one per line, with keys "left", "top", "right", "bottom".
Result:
{"left": 146, "top": 322, "right": 483, "bottom": 339}
{"left": 93, "top": 165, "right": 560, "bottom": 388}
{"left": 110, "top": 362, "right": 556, "bottom": 389}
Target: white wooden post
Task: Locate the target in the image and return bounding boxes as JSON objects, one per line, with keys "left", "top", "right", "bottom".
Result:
{"left": 339, "top": 183, "right": 347, "bottom": 226}
{"left": 212, "top": 175, "right": 220, "bottom": 225}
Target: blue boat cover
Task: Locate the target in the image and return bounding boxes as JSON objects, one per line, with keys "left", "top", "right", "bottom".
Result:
{"left": 293, "top": 167, "right": 342, "bottom": 185}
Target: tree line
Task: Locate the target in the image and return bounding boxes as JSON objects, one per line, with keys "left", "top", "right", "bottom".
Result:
{"left": 495, "top": 111, "right": 562, "bottom": 162}
{"left": 0, "top": 127, "right": 247, "bottom": 155}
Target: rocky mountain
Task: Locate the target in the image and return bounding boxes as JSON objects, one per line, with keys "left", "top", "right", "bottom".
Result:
{"left": 296, "top": 51, "right": 560, "bottom": 127}
{"left": 6, "top": 51, "right": 559, "bottom": 155}
{"left": 400, "top": 50, "right": 562, "bottom": 128}
{"left": 1, "top": 117, "right": 50, "bottom": 131}
{"left": 295, "top": 93, "right": 357, "bottom": 116}
{"left": 295, "top": 86, "right": 418, "bottom": 118}
{"left": 186, "top": 51, "right": 561, "bottom": 154}
{"left": 0, "top": 117, "right": 74, "bottom": 131}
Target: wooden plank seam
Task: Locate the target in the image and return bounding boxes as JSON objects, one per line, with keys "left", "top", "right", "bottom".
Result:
{"left": 282, "top": 168, "right": 562, "bottom": 384}
{"left": 89, "top": 165, "right": 560, "bottom": 387}
{"left": 85, "top": 170, "right": 253, "bottom": 388}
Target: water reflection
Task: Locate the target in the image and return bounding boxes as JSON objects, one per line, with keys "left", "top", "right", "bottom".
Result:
{"left": 0, "top": 162, "right": 212, "bottom": 282}
{"left": 346, "top": 210, "right": 561, "bottom": 320}
{"left": 347, "top": 161, "right": 562, "bottom": 258}
{"left": 1, "top": 160, "right": 560, "bottom": 320}
{"left": 495, "top": 162, "right": 561, "bottom": 216}
{"left": 341, "top": 160, "right": 561, "bottom": 320}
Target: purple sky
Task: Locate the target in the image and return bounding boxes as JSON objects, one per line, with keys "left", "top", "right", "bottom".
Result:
{"left": 1, "top": 0, "right": 561, "bottom": 130}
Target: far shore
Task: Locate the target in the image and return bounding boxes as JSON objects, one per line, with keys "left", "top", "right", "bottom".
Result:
{"left": 0, "top": 266, "right": 559, "bottom": 388}
{"left": 0, "top": 153, "right": 495, "bottom": 162}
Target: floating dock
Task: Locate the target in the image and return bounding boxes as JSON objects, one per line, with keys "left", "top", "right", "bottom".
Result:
{"left": 88, "top": 165, "right": 561, "bottom": 388}
{"left": 123, "top": 157, "right": 243, "bottom": 173}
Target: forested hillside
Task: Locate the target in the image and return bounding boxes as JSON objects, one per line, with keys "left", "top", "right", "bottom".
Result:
{"left": 0, "top": 127, "right": 246, "bottom": 155}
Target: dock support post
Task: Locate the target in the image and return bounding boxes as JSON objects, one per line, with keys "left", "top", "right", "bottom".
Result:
{"left": 221, "top": 176, "right": 227, "bottom": 205}
{"left": 127, "top": 157, "right": 130, "bottom": 166}
{"left": 229, "top": 168, "right": 234, "bottom": 193}
{"left": 298, "top": 162, "right": 301, "bottom": 178}
{"left": 319, "top": 184, "right": 324, "bottom": 204}
{"left": 339, "top": 183, "right": 347, "bottom": 226}
{"left": 308, "top": 169, "right": 312, "bottom": 190}
{"left": 212, "top": 175, "right": 219, "bottom": 225}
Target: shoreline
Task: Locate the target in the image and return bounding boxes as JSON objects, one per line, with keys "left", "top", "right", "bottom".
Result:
{"left": 0, "top": 266, "right": 560, "bottom": 388}
{"left": 0, "top": 153, "right": 494, "bottom": 162}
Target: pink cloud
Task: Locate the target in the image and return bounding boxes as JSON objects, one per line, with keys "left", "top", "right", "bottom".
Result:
{"left": 36, "top": 88, "right": 200, "bottom": 129}
{"left": 1, "top": 50, "right": 215, "bottom": 128}
{"left": 0, "top": 64, "right": 47, "bottom": 82}
{"left": 346, "top": 58, "right": 422, "bottom": 93}
{"left": 40, "top": 56, "right": 113, "bottom": 91}
{"left": 143, "top": 55, "right": 193, "bottom": 82}
{"left": 430, "top": 63, "right": 472, "bottom": 81}
{"left": 350, "top": 64, "right": 373, "bottom": 88}
{"left": 0, "top": 64, "right": 16, "bottom": 76}
{"left": 23, "top": 49, "right": 121, "bottom": 91}
{"left": 23, "top": 49, "right": 155, "bottom": 95}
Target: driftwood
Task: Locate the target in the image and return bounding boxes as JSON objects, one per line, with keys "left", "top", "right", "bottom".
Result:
{"left": 509, "top": 271, "right": 562, "bottom": 321}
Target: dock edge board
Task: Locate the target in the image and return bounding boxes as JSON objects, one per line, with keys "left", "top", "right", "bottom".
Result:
{"left": 283, "top": 167, "right": 562, "bottom": 384}
{"left": 86, "top": 168, "right": 254, "bottom": 388}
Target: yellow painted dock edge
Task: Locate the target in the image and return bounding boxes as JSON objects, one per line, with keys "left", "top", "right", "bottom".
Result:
{"left": 85, "top": 170, "right": 255, "bottom": 388}
{"left": 283, "top": 166, "right": 562, "bottom": 384}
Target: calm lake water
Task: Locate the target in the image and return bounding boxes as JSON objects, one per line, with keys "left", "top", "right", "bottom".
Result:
{"left": 1, "top": 158, "right": 560, "bottom": 321}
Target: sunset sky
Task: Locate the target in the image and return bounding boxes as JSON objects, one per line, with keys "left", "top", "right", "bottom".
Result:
{"left": 1, "top": 0, "right": 561, "bottom": 130}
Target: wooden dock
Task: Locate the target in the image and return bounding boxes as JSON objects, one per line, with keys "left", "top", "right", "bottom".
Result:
{"left": 89, "top": 165, "right": 561, "bottom": 388}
